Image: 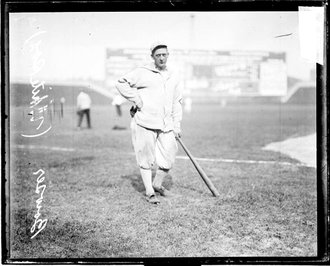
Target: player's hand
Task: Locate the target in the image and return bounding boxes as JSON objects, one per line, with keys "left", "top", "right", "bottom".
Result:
{"left": 136, "top": 100, "right": 143, "bottom": 111}
{"left": 174, "top": 131, "right": 182, "bottom": 139}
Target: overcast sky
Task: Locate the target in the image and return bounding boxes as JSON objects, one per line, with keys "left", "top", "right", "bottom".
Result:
{"left": 9, "top": 11, "right": 316, "bottom": 81}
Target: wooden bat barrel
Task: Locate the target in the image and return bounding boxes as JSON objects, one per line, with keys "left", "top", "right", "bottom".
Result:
{"left": 176, "top": 137, "right": 220, "bottom": 197}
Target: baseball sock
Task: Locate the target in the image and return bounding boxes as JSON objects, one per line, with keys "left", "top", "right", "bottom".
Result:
{"left": 153, "top": 168, "right": 169, "bottom": 188}
{"left": 140, "top": 168, "right": 154, "bottom": 196}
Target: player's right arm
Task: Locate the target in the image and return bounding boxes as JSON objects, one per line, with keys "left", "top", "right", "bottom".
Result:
{"left": 115, "top": 69, "right": 143, "bottom": 109}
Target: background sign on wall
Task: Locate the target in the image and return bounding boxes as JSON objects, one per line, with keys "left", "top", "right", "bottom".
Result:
{"left": 105, "top": 48, "right": 287, "bottom": 98}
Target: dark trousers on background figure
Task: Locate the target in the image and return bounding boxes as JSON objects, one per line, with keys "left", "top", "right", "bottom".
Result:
{"left": 77, "top": 109, "right": 91, "bottom": 129}
{"left": 115, "top": 104, "right": 122, "bottom": 116}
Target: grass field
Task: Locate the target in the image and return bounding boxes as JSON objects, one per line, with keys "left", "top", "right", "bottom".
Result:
{"left": 8, "top": 101, "right": 317, "bottom": 259}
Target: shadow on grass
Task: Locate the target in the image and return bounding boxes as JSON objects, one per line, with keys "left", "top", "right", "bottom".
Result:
{"left": 121, "top": 173, "right": 144, "bottom": 193}
{"left": 121, "top": 171, "right": 174, "bottom": 194}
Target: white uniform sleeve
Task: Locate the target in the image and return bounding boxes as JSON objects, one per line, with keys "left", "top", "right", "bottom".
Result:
{"left": 77, "top": 94, "right": 82, "bottom": 109}
{"left": 87, "top": 94, "right": 92, "bottom": 108}
{"left": 172, "top": 80, "right": 183, "bottom": 133}
{"left": 115, "top": 69, "right": 142, "bottom": 107}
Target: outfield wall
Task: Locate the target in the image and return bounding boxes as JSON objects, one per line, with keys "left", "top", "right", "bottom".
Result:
{"left": 10, "top": 82, "right": 112, "bottom": 107}
{"left": 105, "top": 48, "right": 288, "bottom": 98}
{"left": 10, "top": 80, "right": 315, "bottom": 107}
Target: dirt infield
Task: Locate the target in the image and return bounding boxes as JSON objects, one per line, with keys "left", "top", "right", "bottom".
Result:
{"left": 263, "top": 133, "right": 316, "bottom": 168}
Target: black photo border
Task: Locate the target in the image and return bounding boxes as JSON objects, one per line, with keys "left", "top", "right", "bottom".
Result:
{"left": 1, "top": 0, "right": 328, "bottom": 265}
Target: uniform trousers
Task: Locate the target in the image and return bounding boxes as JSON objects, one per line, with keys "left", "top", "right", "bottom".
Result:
{"left": 130, "top": 119, "right": 178, "bottom": 170}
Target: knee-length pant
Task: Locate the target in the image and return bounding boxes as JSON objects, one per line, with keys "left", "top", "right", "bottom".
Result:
{"left": 131, "top": 120, "right": 178, "bottom": 170}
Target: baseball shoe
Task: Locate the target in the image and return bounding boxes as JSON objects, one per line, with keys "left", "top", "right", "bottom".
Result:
{"left": 145, "top": 193, "right": 160, "bottom": 204}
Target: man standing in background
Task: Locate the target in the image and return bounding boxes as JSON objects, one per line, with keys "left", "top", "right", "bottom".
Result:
{"left": 77, "top": 90, "right": 92, "bottom": 129}
{"left": 116, "top": 42, "right": 183, "bottom": 204}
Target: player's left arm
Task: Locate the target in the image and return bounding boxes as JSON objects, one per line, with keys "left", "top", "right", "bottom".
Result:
{"left": 172, "top": 79, "right": 183, "bottom": 137}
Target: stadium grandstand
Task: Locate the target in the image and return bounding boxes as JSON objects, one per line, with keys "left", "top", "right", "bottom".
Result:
{"left": 10, "top": 49, "right": 316, "bottom": 107}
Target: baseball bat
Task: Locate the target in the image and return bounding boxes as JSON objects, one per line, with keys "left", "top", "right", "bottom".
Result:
{"left": 176, "top": 137, "right": 220, "bottom": 197}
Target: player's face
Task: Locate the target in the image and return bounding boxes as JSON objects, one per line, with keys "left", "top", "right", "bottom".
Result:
{"left": 151, "top": 48, "right": 169, "bottom": 70}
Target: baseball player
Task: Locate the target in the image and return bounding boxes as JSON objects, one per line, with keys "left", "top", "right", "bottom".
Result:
{"left": 115, "top": 42, "right": 183, "bottom": 204}
{"left": 76, "top": 90, "right": 92, "bottom": 129}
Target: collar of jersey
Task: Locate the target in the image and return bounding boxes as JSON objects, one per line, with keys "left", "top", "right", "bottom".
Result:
{"left": 142, "top": 63, "right": 170, "bottom": 74}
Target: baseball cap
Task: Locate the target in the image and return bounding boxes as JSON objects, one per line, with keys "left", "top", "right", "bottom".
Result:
{"left": 150, "top": 41, "right": 167, "bottom": 54}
